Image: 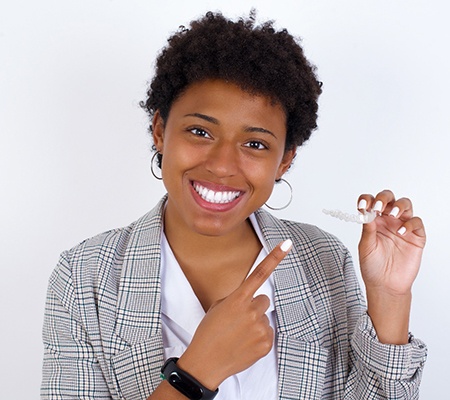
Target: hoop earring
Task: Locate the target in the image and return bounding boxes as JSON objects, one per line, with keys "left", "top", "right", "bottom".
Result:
{"left": 264, "top": 178, "right": 293, "bottom": 211}
{"left": 151, "top": 151, "right": 163, "bottom": 180}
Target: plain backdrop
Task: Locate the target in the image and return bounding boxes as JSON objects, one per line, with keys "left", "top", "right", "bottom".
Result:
{"left": 1, "top": 0, "right": 449, "bottom": 397}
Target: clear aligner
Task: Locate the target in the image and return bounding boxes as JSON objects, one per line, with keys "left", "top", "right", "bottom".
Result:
{"left": 322, "top": 208, "right": 378, "bottom": 224}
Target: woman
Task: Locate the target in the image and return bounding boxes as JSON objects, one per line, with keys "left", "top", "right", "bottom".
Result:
{"left": 41, "top": 12, "right": 427, "bottom": 400}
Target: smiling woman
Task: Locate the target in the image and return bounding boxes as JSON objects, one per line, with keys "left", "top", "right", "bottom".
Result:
{"left": 41, "top": 11, "right": 427, "bottom": 400}
{"left": 153, "top": 80, "right": 294, "bottom": 240}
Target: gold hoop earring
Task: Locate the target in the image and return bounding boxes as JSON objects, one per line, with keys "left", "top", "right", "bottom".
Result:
{"left": 264, "top": 178, "right": 293, "bottom": 211}
{"left": 151, "top": 151, "right": 162, "bottom": 180}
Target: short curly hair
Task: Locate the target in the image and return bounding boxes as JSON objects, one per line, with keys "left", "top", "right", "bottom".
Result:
{"left": 142, "top": 11, "right": 322, "bottom": 166}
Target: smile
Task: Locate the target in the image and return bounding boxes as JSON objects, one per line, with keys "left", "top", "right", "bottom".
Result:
{"left": 193, "top": 182, "right": 241, "bottom": 204}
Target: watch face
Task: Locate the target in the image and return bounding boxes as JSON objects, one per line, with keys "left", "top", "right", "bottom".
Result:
{"left": 169, "top": 371, "right": 204, "bottom": 400}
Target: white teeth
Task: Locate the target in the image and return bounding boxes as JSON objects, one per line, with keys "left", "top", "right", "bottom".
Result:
{"left": 193, "top": 183, "right": 240, "bottom": 204}
{"left": 206, "top": 190, "right": 215, "bottom": 202}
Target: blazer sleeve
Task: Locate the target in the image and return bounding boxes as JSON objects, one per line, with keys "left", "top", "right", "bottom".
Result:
{"left": 341, "top": 251, "right": 428, "bottom": 399}
{"left": 41, "top": 251, "right": 112, "bottom": 399}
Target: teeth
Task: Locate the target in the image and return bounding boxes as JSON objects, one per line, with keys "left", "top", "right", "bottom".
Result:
{"left": 193, "top": 183, "right": 240, "bottom": 204}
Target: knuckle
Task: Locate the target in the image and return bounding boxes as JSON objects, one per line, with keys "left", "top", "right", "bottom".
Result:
{"left": 248, "top": 309, "right": 259, "bottom": 322}
{"left": 413, "top": 216, "right": 423, "bottom": 224}
{"left": 260, "top": 329, "right": 274, "bottom": 355}
{"left": 261, "top": 295, "right": 270, "bottom": 309}
{"left": 253, "top": 295, "right": 270, "bottom": 312}
{"left": 397, "top": 197, "right": 410, "bottom": 204}
{"left": 252, "top": 265, "right": 269, "bottom": 282}
{"left": 376, "top": 189, "right": 394, "bottom": 203}
{"left": 260, "top": 341, "right": 272, "bottom": 356}
{"left": 254, "top": 324, "right": 267, "bottom": 338}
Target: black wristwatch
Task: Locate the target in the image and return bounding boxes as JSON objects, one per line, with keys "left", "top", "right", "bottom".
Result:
{"left": 161, "top": 357, "right": 219, "bottom": 400}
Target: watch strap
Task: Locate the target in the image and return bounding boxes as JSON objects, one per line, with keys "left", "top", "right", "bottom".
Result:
{"left": 161, "top": 357, "right": 219, "bottom": 400}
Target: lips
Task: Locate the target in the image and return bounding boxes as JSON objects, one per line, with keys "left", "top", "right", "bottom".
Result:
{"left": 192, "top": 182, "right": 242, "bottom": 204}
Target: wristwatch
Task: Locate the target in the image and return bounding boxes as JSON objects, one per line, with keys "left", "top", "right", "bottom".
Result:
{"left": 161, "top": 357, "right": 219, "bottom": 400}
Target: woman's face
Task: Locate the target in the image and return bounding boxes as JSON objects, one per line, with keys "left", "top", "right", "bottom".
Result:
{"left": 153, "top": 79, "right": 295, "bottom": 237}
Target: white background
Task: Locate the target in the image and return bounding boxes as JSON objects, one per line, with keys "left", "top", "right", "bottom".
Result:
{"left": 1, "top": 0, "right": 449, "bottom": 397}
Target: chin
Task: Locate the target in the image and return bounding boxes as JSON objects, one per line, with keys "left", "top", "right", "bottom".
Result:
{"left": 190, "top": 223, "right": 230, "bottom": 238}
{"left": 188, "top": 215, "right": 240, "bottom": 238}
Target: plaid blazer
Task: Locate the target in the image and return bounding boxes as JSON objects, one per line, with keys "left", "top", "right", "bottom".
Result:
{"left": 42, "top": 196, "right": 427, "bottom": 399}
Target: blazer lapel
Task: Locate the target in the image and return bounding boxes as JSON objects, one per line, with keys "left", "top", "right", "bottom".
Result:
{"left": 116, "top": 197, "right": 166, "bottom": 344}
{"left": 255, "top": 209, "right": 328, "bottom": 399}
{"left": 112, "top": 196, "right": 167, "bottom": 399}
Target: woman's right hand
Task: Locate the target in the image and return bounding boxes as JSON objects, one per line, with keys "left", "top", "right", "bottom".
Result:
{"left": 176, "top": 239, "right": 293, "bottom": 391}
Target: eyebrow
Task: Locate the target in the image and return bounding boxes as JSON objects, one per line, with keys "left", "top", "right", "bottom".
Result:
{"left": 184, "top": 113, "right": 277, "bottom": 138}
{"left": 244, "top": 126, "right": 277, "bottom": 138}
{"left": 185, "top": 113, "right": 219, "bottom": 125}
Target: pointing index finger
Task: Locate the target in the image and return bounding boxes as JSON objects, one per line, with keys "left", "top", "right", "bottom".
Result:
{"left": 240, "top": 239, "right": 292, "bottom": 298}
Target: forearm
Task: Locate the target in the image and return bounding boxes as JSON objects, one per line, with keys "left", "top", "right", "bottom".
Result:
{"left": 366, "top": 289, "right": 411, "bottom": 345}
{"left": 147, "top": 380, "right": 190, "bottom": 400}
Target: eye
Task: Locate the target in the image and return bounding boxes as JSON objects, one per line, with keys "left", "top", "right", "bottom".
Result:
{"left": 244, "top": 140, "right": 268, "bottom": 150}
{"left": 189, "top": 127, "right": 211, "bottom": 138}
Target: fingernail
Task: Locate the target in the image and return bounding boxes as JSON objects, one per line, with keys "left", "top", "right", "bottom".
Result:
{"left": 390, "top": 206, "right": 400, "bottom": 218}
{"left": 397, "top": 226, "right": 407, "bottom": 236}
{"left": 358, "top": 199, "right": 367, "bottom": 210}
{"left": 373, "top": 200, "right": 383, "bottom": 213}
{"left": 280, "top": 239, "right": 293, "bottom": 252}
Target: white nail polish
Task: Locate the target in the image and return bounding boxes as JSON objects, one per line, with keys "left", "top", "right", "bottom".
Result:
{"left": 397, "top": 226, "right": 407, "bottom": 236}
{"left": 358, "top": 199, "right": 367, "bottom": 210}
{"left": 390, "top": 206, "right": 400, "bottom": 218}
{"left": 280, "top": 239, "right": 293, "bottom": 252}
{"left": 373, "top": 200, "right": 383, "bottom": 213}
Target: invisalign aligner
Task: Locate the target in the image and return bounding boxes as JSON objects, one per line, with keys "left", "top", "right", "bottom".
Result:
{"left": 322, "top": 209, "right": 378, "bottom": 224}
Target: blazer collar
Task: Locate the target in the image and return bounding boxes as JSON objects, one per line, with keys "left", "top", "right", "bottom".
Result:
{"left": 254, "top": 208, "right": 322, "bottom": 343}
{"left": 115, "top": 195, "right": 167, "bottom": 345}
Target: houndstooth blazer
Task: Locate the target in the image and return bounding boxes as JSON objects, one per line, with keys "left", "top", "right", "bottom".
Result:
{"left": 41, "top": 196, "right": 427, "bottom": 399}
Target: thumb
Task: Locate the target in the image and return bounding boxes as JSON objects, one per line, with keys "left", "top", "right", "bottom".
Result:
{"left": 359, "top": 220, "right": 378, "bottom": 254}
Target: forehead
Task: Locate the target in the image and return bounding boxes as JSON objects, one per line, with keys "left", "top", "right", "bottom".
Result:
{"left": 167, "top": 79, "right": 287, "bottom": 130}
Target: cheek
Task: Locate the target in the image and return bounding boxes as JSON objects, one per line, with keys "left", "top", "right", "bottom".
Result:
{"left": 161, "top": 137, "right": 189, "bottom": 167}
{"left": 245, "top": 155, "right": 282, "bottom": 179}
{"left": 160, "top": 141, "right": 204, "bottom": 185}
{"left": 245, "top": 162, "right": 278, "bottom": 193}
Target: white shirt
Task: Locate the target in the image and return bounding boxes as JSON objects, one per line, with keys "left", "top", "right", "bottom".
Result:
{"left": 160, "top": 214, "right": 278, "bottom": 400}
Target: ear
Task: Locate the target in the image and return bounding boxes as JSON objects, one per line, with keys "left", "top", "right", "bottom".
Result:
{"left": 276, "top": 148, "right": 296, "bottom": 180}
{"left": 152, "top": 110, "right": 165, "bottom": 153}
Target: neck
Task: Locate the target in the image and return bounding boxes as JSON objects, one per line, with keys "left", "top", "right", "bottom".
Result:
{"left": 165, "top": 215, "right": 258, "bottom": 262}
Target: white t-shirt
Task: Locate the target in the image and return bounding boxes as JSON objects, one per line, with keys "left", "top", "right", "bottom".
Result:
{"left": 160, "top": 214, "right": 278, "bottom": 400}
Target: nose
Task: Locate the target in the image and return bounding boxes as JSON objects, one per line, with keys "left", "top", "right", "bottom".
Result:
{"left": 204, "top": 141, "right": 239, "bottom": 178}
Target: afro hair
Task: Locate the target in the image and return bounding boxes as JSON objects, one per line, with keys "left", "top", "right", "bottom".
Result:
{"left": 142, "top": 11, "right": 322, "bottom": 162}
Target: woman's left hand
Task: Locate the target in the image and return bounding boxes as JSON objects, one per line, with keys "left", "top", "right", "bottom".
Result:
{"left": 358, "top": 190, "right": 426, "bottom": 295}
{"left": 357, "top": 190, "right": 426, "bottom": 344}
